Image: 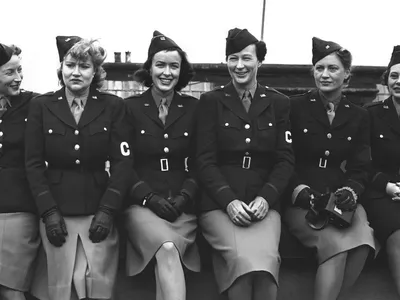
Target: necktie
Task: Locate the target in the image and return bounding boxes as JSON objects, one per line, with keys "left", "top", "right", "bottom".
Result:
{"left": 72, "top": 98, "right": 84, "bottom": 124}
{"left": 0, "top": 96, "right": 9, "bottom": 118}
{"left": 159, "top": 98, "right": 168, "bottom": 125}
{"left": 327, "top": 102, "right": 335, "bottom": 125}
{"left": 242, "top": 90, "right": 251, "bottom": 113}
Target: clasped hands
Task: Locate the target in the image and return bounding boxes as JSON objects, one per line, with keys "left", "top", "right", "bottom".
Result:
{"left": 226, "top": 196, "right": 269, "bottom": 226}
{"left": 145, "top": 193, "right": 188, "bottom": 222}
{"left": 386, "top": 182, "right": 400, "bottom": 201}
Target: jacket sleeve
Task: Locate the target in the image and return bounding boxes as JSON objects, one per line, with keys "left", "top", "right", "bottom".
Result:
{"left": 101, "top": 98, "right": 134, "bottom": 211}
{"left": 257, "top": 96, "right": 295, "bottom": 207}
{"left": 343, "top": 108, "right": 371, "bottom": 196}
{"left": 195, "top": 93, "right": 237, "bottom": 210}
{"left": 25, "top": 97, "right": 57, "bottom": 216}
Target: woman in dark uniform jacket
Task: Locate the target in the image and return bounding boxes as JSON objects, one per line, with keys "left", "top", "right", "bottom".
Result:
{"left": 124, "top": 31, "right": 199, "bottom": 300}
{"left": 283, "top": 37, "right": 376, "bottom": 300}
{"left": 25, "top": 36, "right": 132, "bottom": 300}
{"left": 363, "top": 46, "right": 400, "bottom": 296}
{"left": 195, "top": 28, "right": 294, "bottom": 300}
{"left": 0, "top": 43, "right": 40, "bottom": 300}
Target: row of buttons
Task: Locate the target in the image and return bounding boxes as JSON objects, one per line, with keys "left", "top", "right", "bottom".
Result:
{"left": 303, "top": 129, "right": 352, "bottom": 141}
{"left": 47, "top": 128, "right": 82, "bottom": 165}
{"left": 48, "top": 129, "right": 80, "bottom": 135}
{"left": 224, "top": 123, "right": 273, "bottom": 129}
{"left": 140, "top": 130, "right": 189, "bottom": 138}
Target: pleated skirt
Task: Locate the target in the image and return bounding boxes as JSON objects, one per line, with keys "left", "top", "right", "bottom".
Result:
{"left": 199, "top": 209, "right": 281, "bottom": 293}
{"left": 0, "top": 212, "right": 40, "bottom": 291}
{"left": 30, "top": 216, "right": 119, "bottom": 300}
{"left": 124, "top": 205, "right": 200, "bottom": 276}
{"left": 283, "top": 204, "right": 376, "bottom": 264}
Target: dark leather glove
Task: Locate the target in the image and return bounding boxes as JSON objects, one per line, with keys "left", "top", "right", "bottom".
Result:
{"left": 295, "top": 187, "right": 321, "bottom": 209}
{"left": 146, "top": 193, "right": 180, "bottom": 222}
{"left": 89, "top": 205, "right": 115, "bottom": 243}
{"left": 42, "top": 207, "right": 68, "bottom": 247}
{"left": 169, "top": 193, "right": 190, "bottom": 215}
{"left": 334, "top": 188, "right": 357, "bottom": 211}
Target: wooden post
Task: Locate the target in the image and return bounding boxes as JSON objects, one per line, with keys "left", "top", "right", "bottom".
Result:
{"left": 261, "top": 0, "right": 266, "bottom": 41}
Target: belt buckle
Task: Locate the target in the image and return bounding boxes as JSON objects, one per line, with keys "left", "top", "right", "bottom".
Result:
{"left": 160, "top": 158, "right": 169, "bottom": 171}
{"left": 319, "top": 158, "right": 327, "bottom": 169}
{"left": 242, "top": 156, "right": 251, "bottom": 169}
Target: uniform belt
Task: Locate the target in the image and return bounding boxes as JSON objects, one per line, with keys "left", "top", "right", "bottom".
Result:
{"left": 297, "top": 158, "right": 344, "bottom": 169}
{"left": 48, "top": 165, "right": 105, "bottom": 172}
{"left": 218, "top": 153, "right": 271, "bottom": 170}
{"left": 135, "top": 158, "right": 186, "bottom": 172}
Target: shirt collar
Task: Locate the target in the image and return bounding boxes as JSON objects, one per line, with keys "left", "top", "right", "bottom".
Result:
{"left": 318, "top": 90, "right": 341, "bottom": 110}
{"left": 151, "top": 87, "right": 174, "bottom": 107}
{"left": 65, "top": 87, "right": 89, "bottom": 107}
{"left": 232, "top": 81, "right": 258, "bottom": 99}
{"left": 0, "top": 94, "right": 12, "bottom": 107}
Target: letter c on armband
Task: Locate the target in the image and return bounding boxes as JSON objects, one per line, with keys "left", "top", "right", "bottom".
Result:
{"left": 285, "top": 131, "right": 292, "bottom": 143}
{"left": 120, "top": 142, "right": 130, "bottom": 156}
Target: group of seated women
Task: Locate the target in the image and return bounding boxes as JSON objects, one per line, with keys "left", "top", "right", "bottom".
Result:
{"left": 0, "top": 27, "right": 399, "bottom": 300}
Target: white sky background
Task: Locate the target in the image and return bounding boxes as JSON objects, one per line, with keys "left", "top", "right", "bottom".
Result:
{"left": 2, "top": 0, "right": 399, "bottom": 93}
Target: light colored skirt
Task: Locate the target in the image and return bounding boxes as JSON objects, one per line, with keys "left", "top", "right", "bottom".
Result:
{"left": 283, "top": 204, "right": 376, "bottom": 264}
{"left": 30, "top": 216, "right": 119, "bottom": 300}
{"left": 124, "top": 205, "right": 200, "bottom": 276}
{"left": 199, "top": 209, "right": 281, "bottom": 293}
{"left": 0, "top": 212, "right": 40, "bottom": 291}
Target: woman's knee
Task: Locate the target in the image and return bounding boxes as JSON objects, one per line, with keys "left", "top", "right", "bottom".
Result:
{"left": 155, "top": 242, "right": 180, "bottom": 264}
{"left": 387, "top": 230, "right": 400, "bottom": 255}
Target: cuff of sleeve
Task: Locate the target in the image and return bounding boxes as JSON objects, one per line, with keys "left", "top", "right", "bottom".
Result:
{"left": 215, "top": 186, "right": 236, "bottom": 210}
{"left": 181, "top": 178, "right": 198, "bottom": 200}
{"left": 129, "top": 181, "right": 153, "bottom": 204}
{"left": 345, "top": 179, "right": 365, "bottom": 196}
{"left": 372, "top": 172, "right": 391, "bottom": 192}
{"left": 100, "top": 188, "right": 122, "bottom": 211}
{"left": 292, "top": 184, "right": 310, "bottom": 205}
{"left": 36, "top": 191, "right": 57, "bottom": 216}
{"left": 258, "top": 183, "right": 279, "bottom": 207}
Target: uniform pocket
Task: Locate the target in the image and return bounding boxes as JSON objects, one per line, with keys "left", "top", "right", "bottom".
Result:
{"left": 89, "top": 124, "right": 109, "bottom": 135}
{"left": 44, "top": 122, "right": 66, "bottom": 136}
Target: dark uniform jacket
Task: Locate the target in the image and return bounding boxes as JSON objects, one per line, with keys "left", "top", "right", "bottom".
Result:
{"left": 363, "top": 97, "right": 400, "bottom": 198}
{"left": 288, "top": 89, "right": 370, "bottom": 200}
{"left": 0, "top": 90, "right": 38, "bottom": 213}
{"left": 195, "top": 82, "right": 294, "bottom": 212}
{"left": 125, "top": 89, "right": 198, "bottom": 211}
{"left": 25, "top": 87, "right": 132, "bottom": 216}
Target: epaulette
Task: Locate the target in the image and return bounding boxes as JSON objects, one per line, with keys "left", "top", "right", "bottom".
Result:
{"left": 363, "top": 100, "right": 384, "bottom": 109}
{"left": 40, "top": 91, "right": 56, "bottom": 96}
{"left": 98, "top": 90, "right": 120, "bottom": 97}
{"left": 265, "top": 86, "right": 289, "bottom": 98}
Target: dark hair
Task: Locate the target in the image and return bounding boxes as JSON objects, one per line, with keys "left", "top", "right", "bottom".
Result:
{"left": 311, "top": 48, "right": 353, "bottom": 85}
{"left": 134, "top": 47, "right": 194, "bottom": 91}
{"left": 225, "top": 41, "right": 267, "bottom": 63}
{"left": 57, "top": 39, "right": 107, "bottom": 89}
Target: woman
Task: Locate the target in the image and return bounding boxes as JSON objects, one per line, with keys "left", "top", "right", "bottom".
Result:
{"left": 0, "top": 43, "right": 40, "bottom": 300}
{"left": 363, "top": 45, "right": 400, "bottom": 296}
{"left": 195, "top": 28, "right": 294, "bottom": 300}
{"left": 124, "top": 31, "right": 200, "bottom": 300}
{"left": 26, "top": 36, "right": 132, "bottom": 300}
{"left": 283, "top": 37, "right": 376, "bottom": 300}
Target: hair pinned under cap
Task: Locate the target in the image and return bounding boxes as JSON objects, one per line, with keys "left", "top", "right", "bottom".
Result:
{"left": 147, "top": 30, "right": 181, "bottom": 58}
{"left": 312, "top": 37, "right": 343, "bottom": 65}
{"left": 0, "top": 43, "right": 15, "bottom": 67}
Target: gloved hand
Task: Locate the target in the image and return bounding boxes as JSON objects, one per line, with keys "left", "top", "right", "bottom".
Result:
{"left": 386, "top": 182, "right": 400, "bottom": 200}
{"left": 334, "top": 188, "right": 357, "bottom": 211}
{"left": 295, "top": 187, "right": 321, "bottom": 209}
{"left": 89, "top": 205, "right": 115, "bottom": 243}
{"left": 42, "top": 207, "right": 68, "bottom": 247}
{"left": 146, "top": 193, "right": 180, "bottom": 222}
{"left": 169, "top": 193, "right": 189, "bottom": 215}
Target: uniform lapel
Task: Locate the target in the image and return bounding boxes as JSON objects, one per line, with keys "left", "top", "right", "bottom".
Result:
{"left": 382, "top": 97, "right": 400, "bottom": 136}
{"left": 220, "top": 82, "right": 250, "bottom": 122}
{"left": 141, "top": 89, "right": 164, "bottom": 128}
{"left": 330, "top": 96, "right": 354, "bottom": 129}
{"left": 78, "top": 89, "right": 107, "bottom": 128}
{"left": 309, "top": 90, "right": 331, "bottom": 128}
{"left": 3, "top": 91, "right": 30, "bottom": 119}
{"left": 164, "top": 92, "right": 186, "bottom": 129}
{"left": 44, "top": 88, "right": 77, "bottom": 128}
{"left": 248, "top": 84, "right": 271, "bottom": 120}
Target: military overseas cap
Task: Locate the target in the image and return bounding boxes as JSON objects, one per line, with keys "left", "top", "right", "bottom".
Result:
{"left": 56, "top": 35, "right": 82, "bottom": 62}
{"left": 148, "top": 31, "right": 181, "bottom": 58}
{"left": 225, "top": 28, "right": 259, "bottom": 57}
{"left": 312, "top": 37, "right": 343, "bottom": 65}
{"left": 0, "top": 43, "right": 14, "bottom": 67}
{"left": 388, "top": 45, "right": 400, "bottom": 69}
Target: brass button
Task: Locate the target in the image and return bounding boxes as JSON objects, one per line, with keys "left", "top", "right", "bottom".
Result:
{"left": 225, "top": 122, "right": 229, "bottom": 127}
{"left": 325, "top": 150, "right": 330, "bottom": 156}
{"left": 347, "top": 137, "right": 352, "bottom": 141}
{"left": 75, "top": 159, "right": 80, "bottom": 165}
{"left": 74, "top": 130, "right": 79, "bottom": 135}
{"left": 245, "top": 124, "right": 250, "bottom": 129}
{"left": 184, "top": 132, "right": 189, "bottom": 136}
{"left": 141, "top": 130, "right": 145, "bottom": 134}
{"left": 245, "top": 138, "right": 251, "bottom": 144}
{"left": 104, "top": 127, "right": 107, "bottom": 131}
{"left": 379, "top": 134, "right": 383, "bottom": 138}
{"left": 327, "top": 133, "right": 332, "bottom": 139}
{"left": 303, "top": 129, "right": 308, "bottom": 133}
{"left": 269, "top": 123, "right": 273, "bottom": 127}
{"left": 0, "top": 132, "right": 3, "bottom": 137}
{"left": 48, "top": 129, "right": 53, "bottom": 134}
{"left": 74, "top": 144, "right": 80, "bottom": 150}
{"left": 164, "top": 147, "right": 169, "bottom": 153}
{"left": 164, "top": 133, "right": 169, "bottom": 139}
{"left": 0, "top": 144, "right": 2, "bottom": 148}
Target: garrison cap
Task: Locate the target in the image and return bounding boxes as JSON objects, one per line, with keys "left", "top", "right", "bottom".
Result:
{"left": 56, "top": 35, "right": 82, "bottom": 62}
{"left": 148, "top": 30, "right": 181, "bottom": 58}
{"left": 226, "top": 28, "right": 259, "bottom": 57}
{"left": 0, "top": 43, "right": 14, "bottom": 67}
{"left": 312, "top": 37, "right": 343, "bottom": 65}
{"left": 388, "top": 45, "right": 400, "bottom": 69}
